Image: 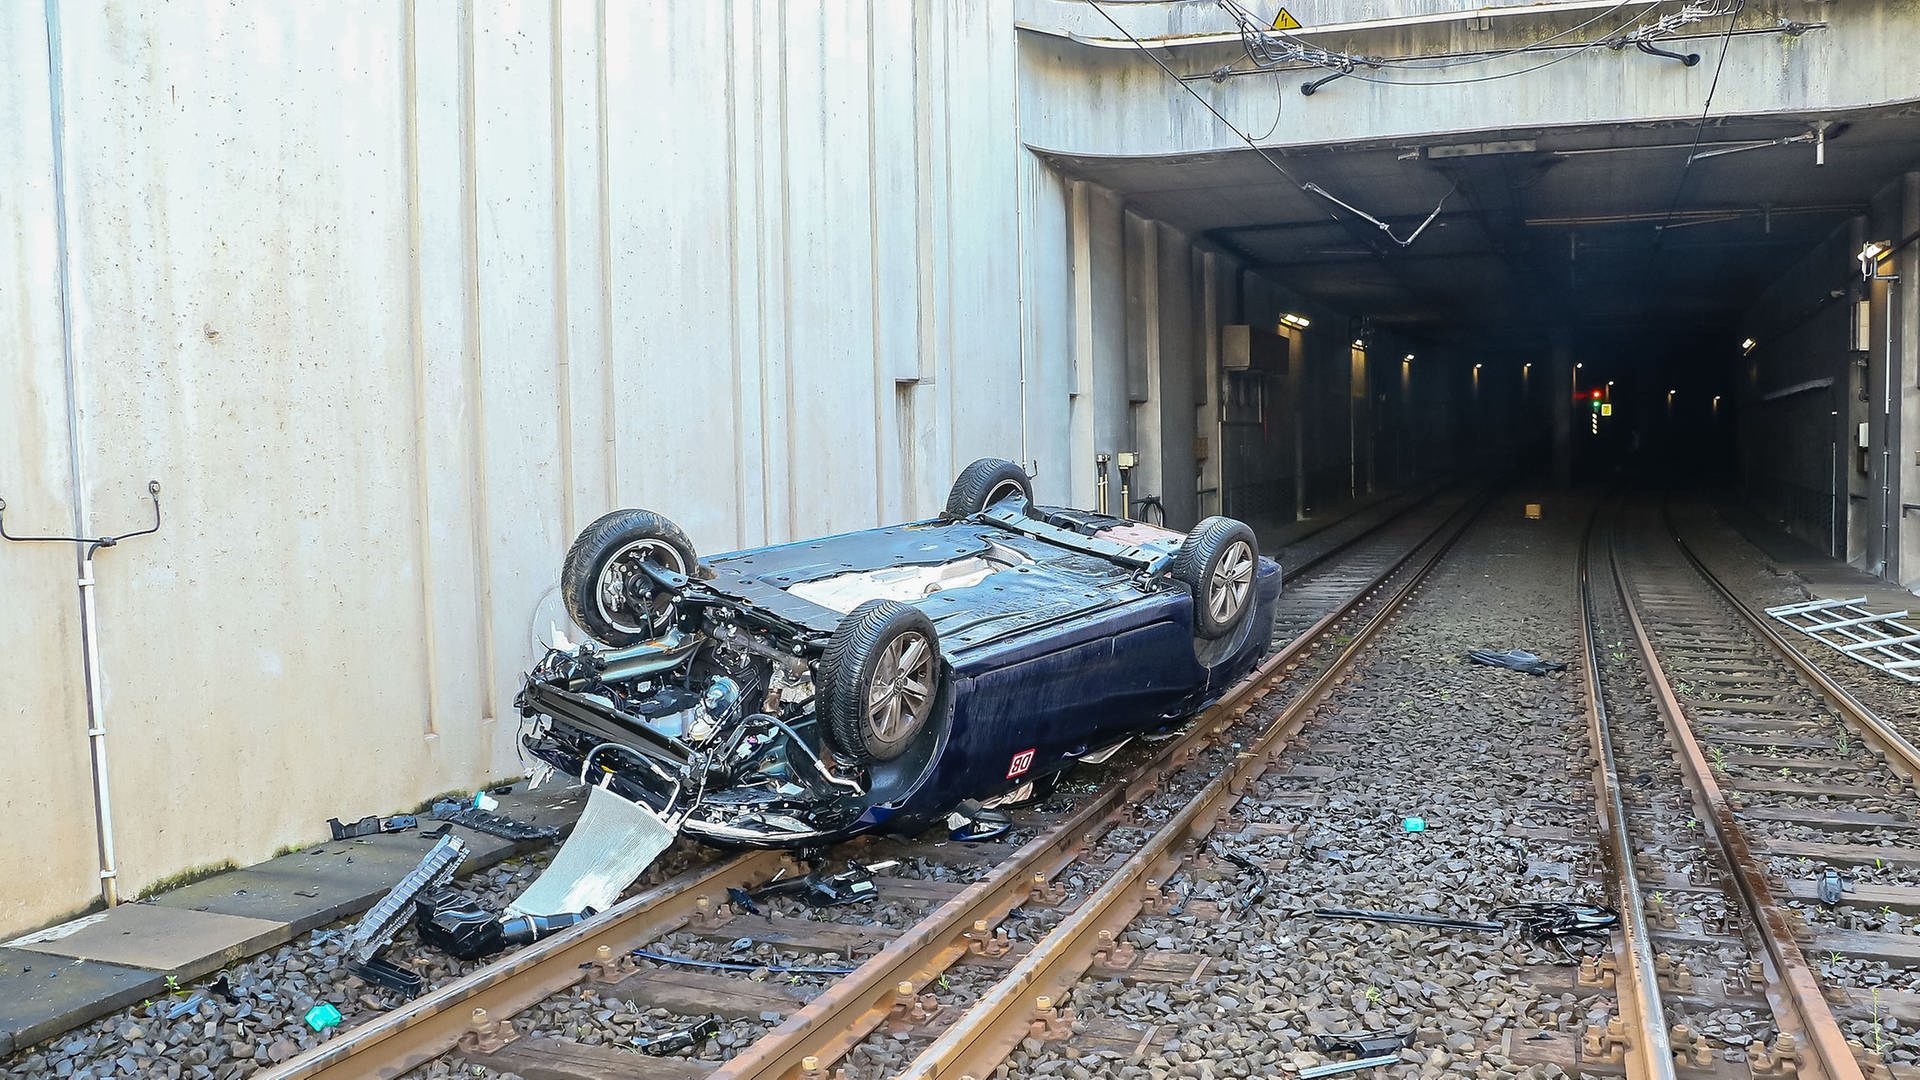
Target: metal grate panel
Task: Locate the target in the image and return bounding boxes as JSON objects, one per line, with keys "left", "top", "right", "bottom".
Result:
{"left": 1765, "top": 596, "right": 1920, "bottom": 682}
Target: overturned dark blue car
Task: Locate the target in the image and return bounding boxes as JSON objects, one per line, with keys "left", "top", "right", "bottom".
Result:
{"left": 517, "top": 457, "right": 1280, "bottom": 849}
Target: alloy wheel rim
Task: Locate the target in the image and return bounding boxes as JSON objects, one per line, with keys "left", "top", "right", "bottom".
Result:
{"left": 1207, "top": 540, "right": 1254, "bottom": 625}
{"left": 866, "top": 630, "right": 935, "bottom": 742}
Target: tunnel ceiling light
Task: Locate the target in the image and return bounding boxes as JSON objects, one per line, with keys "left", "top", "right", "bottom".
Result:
{"left": 1352, "top": 339, "right": 1365, "bottom": 349}
{"left": 1280, "top": 313, "right": 1311, "bottom": 329}
{"left": 1473, "top": 363, "right": 1483, "bottom": 370}
{"left": 1740, "top": 337, "right": 1757, "bottom": 355}
{"left": 1403, "top": 353, "right": 1415, "bottom": 363}
{"left": 1575, "top": 362, "right": 1583, "bottom": 369}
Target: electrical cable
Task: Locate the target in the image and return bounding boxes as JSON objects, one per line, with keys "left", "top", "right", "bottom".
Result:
{"left": 1084, "top": 0, "right": 1452, "bottom": 249}
{"left": 1658, "top": 0, "right": 1746, "bottom": 233}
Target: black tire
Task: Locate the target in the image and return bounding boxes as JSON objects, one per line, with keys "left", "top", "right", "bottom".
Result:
{"left": 1170, "top": 516, "right": 1259, "bottom": 639}
{"left": 561, "top": 509, "right": 699, "bottom": 647}
{"left": 944, "top": 457, "right": 1032, "bottom": 518}
{"left": 817, "top": 600, "right": 943, "bottom": 764}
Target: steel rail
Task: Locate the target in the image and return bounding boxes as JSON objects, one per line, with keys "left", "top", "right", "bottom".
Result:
{"left": 891, "top": 491, "right": 1487, "bottom": 1080}
{"left": 1576, "top": 507, "right": 1676, "bottom": 1080}
{"left": 1606, "top": 514, "right": 1863, "bottom": 1080}
{"left": 709, "top": 490, "right": 1494, "bottom": 1080}
{"left": 256, "top": 852, "right": 792, "bottom": 1080}
{"left": 256, "top": 490, "right": 1480, "bottom": 1080}
{"left": 1663, "top": 506, "right": 1920, "bottom": 784}
{"left": 1279, "top": 482, "right": 1451, "bottom": 582}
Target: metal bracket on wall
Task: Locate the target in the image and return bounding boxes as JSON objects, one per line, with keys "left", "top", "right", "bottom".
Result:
{"left": 0, "top": 479, "right": 163, "bottom": 907}
{"left": 0, "top": 480, "right": 163, "bottom": 553}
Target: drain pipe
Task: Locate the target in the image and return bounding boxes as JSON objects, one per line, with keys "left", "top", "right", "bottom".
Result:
{"left": 40, "top": 0, "right": 124, "bottom": 908}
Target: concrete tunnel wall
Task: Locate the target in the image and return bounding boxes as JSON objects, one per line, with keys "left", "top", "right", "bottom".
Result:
{"left": 0, "top": 1, "right": 1441, "bottom": 935}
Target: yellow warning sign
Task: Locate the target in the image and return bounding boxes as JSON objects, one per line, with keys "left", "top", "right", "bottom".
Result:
{"left": 1271, "top": 7, "right": 1302, "bottom": 30}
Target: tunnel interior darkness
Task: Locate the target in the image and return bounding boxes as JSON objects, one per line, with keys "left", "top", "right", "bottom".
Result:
{"left": 1043, "top": 107, "right": 1920, "bottom": 493}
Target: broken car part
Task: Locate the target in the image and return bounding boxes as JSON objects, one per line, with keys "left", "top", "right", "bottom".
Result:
{"left": 634, "top": 1016, "right": 721, "bottom": 1056}
{"left": 506, "top": 784, "right": 676, "bottom": 918}
{"left": 346, "top": 835, "right": 469, "bottom": 964}
{"left": 327, "top": 814, "right": 417, "bottom": 841}
{"left": 350, "top": 956, "right": 425, "bottom": 998}
{"left": 630, "top": 948, "right": 859, "bottom": 976}
{"left": 752, "top": 859, "right": 893, "bottom": 908}
{"left": 1312, "top": 1030, "right": 1413, "bottom": 1057}
{"left": 1313, "top": 902, "right": 1618, "bottom": 949}
{"left": 1300, "top": 1053, "right": 1402, "bottom": 1078}
{"left": 1466, "top": 648, "right": 1570, "bottom": 675}
{"left": 428, "top": 802, "right": 560, "bottom": 842}
{"left": 415, "top": 889, "right": 592, "bottom": 961}
{"left": 1215, "top": 848, "right": 1269, "bottom": 912}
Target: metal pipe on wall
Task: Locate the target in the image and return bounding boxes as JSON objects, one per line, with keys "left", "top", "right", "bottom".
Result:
{"left": 42, "top": 0, "right": 121, "bottom": 908}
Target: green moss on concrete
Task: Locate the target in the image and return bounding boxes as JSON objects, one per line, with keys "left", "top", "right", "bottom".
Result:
{"left": 133, "top": 861, "right": 237, "bottom": 902}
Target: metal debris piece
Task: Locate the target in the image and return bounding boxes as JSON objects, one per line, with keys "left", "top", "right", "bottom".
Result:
{"left": 506, "top": 784, "right": 674, "bottom": 918}
{"left": 1766, "top": 596, "right": 1920, "bottom": 682}
{"left": 1817, "top": 868, "right": 1849, "bottom": 906}
{"left": 430, "top": 803, "right": 560, "bottom": 842}
{"left": 1301, "top": 1054, "right": 1401, "bottom": 1078}
{"left": 1313, "top": 1030, "right": 1412, "bottom": 1057}
{"left": 327, "top": 814, "right": 417, "bottom": 841}
{"left": 346, "top": 835, "right": 469, "bottom": 963}
{"left": 634, "top": 1016, "right": 721, "bottom": 1055}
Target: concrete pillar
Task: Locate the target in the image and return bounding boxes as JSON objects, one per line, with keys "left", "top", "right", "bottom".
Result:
{"left": 1551, "top": 339, "right": 1574, "bottom": 488}
{"left": 1898, "top": 172, "right": 1920, "bottom": 590}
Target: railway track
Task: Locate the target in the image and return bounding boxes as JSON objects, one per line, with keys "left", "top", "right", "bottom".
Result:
{"left": 1576, "top": 497, "right": 1920, "bottom": 1080}
{"left": 251, "top": 487, "right": 1479, "bottom": 1080}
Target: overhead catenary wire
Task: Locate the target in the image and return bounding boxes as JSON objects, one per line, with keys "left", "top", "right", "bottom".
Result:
{"left": 1659, "top": 0, "right": 1747, "bottom": 234}
{"left": 1084, "top": 0, "right": 1454, "bottom": 249}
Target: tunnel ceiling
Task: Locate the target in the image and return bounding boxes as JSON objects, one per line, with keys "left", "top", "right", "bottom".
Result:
{"left": 1042, "top": 106, "right": 1920, "bottom": 356}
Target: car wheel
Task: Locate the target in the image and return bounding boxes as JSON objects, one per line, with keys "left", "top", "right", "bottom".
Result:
{"left": 1171, "top": 516, "right": 1259, "bottom": 639}
{"left": 944, "top": 457, "right": 1033, "bottom": 518}
{"left": 561, "top": 509, "right": 699, "bottom": 647}
{"left": 819, "top": 600, "right": 942, "bottom": 764}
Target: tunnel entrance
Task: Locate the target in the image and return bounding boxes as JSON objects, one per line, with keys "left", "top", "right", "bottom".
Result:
{"left": 1037, "top": 106, "right": 1920, "bottom": 578}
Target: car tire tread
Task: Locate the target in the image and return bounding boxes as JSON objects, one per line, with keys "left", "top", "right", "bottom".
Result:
{"left": 561, "top": 508, "right": 699, "bottom": 647}
{"left": 818, "top": 599, "right": 942, "bottom": 764}
{"left": 944, "top": 457, "right": 1033, "bottom": 518}
{"left": 1171, "top": 516, "right": 1260, "bottom": 639}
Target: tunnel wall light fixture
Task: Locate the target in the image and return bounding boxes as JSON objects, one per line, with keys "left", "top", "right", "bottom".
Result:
{"left": 1740, "top": 337, "right": 1757, "bottom": 356}
{"left": 1860, "top": 241, "right": 1899, "bottom": 282}
{"left": 1402, "top": 353, "right": 1414, "bottom": 363}
{"left": 1280, "top": 313, "right": 1311, "bottom": 329}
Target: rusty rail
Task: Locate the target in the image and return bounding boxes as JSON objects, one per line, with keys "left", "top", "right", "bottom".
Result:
{"left": 1607, "top": 517, "right": 1863, "bottom": 1080}
{"left": 1576, "top": 509, "right": 1676, "bottom": 1080}
{"left": 1664, "top": 506, "right": 1920, "bottom": 785}
{"left": 889, "top": 491, "right": 1484, "bottom": 1080}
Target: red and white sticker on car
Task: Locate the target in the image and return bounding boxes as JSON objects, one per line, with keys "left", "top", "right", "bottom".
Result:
{"left": 1006, "top": 748, "right": 1036, "bottom": 779}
